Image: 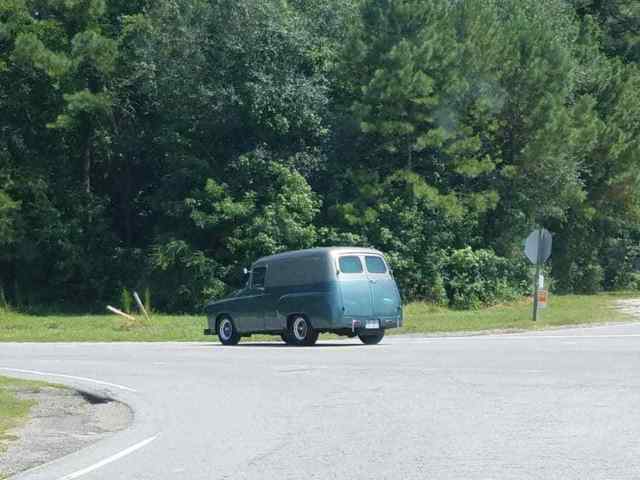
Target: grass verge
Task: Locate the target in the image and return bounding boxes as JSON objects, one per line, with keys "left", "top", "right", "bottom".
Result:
{"left": 401, "top": 292, "right": 636, "bottom": 334}
{"left": 0, "top": 376, "right": 62, "bottom": 479}
{"left": 0, "top": 293, "right": 636, "bottom": 342}
{"left": 0, "top": 376, "right": 50, "bottom": 453}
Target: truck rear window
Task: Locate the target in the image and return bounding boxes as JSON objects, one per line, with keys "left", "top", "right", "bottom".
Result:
{"left": 339, "top": 256, "right": 363, "bottom": 273}
{"left": 365, "top": 256, "right": 387, "bottom": 274}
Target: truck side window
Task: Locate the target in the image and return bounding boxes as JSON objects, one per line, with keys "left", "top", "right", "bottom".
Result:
{"left": 252, "top": 267, "right": 267, "bottom": 288}
{"left": 339, "top": 256, "right": 363, "bottom": 274}
{"left": 365, "top": 256, "right": 387, "bottom": 274}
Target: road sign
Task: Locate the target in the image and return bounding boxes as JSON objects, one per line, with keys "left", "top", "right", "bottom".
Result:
{"left": 525, "top": 229, "right": 552, "bottom": 265}
{"left": 524, "top": 228, "right": 553, "bottom": 322}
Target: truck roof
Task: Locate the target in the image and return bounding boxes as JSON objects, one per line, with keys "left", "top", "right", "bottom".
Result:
{"left": 254, "top": 247, "right": 383, "bottom": 265}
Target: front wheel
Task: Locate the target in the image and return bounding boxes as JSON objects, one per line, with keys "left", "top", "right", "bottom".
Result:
{"left": 287, "top": 315, "right": 318, "bottom": 346}
{"left": 218, "top": 316, "right": 241, "bottom": 346}
{"left": 358, "top": 331, "right": 385, "bottom": 345}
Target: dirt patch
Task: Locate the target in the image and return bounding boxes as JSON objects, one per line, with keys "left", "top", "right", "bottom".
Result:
{"left": 0, "top": 385, "right": 131, "bottom": 478}
{"left": 615, "top": 299, "right": 640, "bottom": 319}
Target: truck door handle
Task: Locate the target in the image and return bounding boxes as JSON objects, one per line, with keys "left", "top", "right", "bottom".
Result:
{"left": 369, "top": 279, "right": 377, "bottom": 284}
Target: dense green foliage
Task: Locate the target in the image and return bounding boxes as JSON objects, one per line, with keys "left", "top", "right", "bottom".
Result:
{"left": 1, "top": 0, "right": 639, "bottom": 312}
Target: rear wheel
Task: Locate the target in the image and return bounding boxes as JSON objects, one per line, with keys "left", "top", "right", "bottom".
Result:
{"left": 287, "top": 315, "right": 318, "bottom": 346}
{"left": 358, "top": 330, "right": 385, "bottom": 345}
{"left": 217, "top": 316, "right": 241, "bottom": 346}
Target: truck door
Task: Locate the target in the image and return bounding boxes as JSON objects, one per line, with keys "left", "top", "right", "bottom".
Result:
{"left": 243, "top": 266, "right": 268, "bottom": 332}
{"left": 364, "top": 255, "right": 401, "bottom": 320}
{"left": 337, "top": 255, "right": 373, "bottom": 319}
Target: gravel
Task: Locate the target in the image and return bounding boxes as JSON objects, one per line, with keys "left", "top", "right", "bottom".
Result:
{"left": 0, "top": 386, "right": 131, "bottom": 479}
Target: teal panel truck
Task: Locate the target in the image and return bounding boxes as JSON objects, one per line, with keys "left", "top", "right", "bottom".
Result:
{"left": 204, "top": 247, "right": 403, "bottom": 346}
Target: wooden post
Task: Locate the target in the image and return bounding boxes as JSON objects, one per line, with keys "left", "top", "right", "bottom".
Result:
{"left": 133, "top": 291, "right": 151, "bottom": 322}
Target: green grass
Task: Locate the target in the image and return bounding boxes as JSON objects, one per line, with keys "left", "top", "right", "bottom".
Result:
{"left": 0, "top": 311, "right": 207, "bottom": 342}
{"left": 0, "top": 293, "right": 636, "bottom": 342}
{"left": 402, "top": 292, "right": 635, "bottom": 334}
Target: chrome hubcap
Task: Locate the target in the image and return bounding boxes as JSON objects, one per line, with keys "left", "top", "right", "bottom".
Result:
{"left": 219, "top": 319, "right": 232, "bottom": 340}
{"left": 293, "top": 317, "right": 307, "bottom": 341}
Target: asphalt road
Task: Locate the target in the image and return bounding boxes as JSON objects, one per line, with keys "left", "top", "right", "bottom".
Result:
{"left": 2, "top": 323, "right": 640, "bottom": 480}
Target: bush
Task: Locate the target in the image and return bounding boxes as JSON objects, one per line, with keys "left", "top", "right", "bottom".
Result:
{"left": 568, "top": 261, "right": 604, "bottom": 294}
{"left": 143, "top": 287, "right": 153, "bottom": 314}
{"left": 389, "top": 253, "right": 450, "bottom": 305}
{"left": 602, "top": 240, "right": 640, "bottom": 291}
{"left": 443, "top": 248, "right": 529, "bottom": 309}
{"left": 0, "top": 283, "right": 7, "bottom": 311}
{"left": 120, "top": 288, "right": 133, "bottom": 314}
{"left": 428, "top": 273, "right": 449, "bottom": 306}
{"left": 149, "top": 240, "right": 228, "bottom": 312}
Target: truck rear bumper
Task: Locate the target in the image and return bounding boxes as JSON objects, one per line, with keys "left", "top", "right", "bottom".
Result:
{"left": 346, "top": 316, "right": 402, "bottom": 332}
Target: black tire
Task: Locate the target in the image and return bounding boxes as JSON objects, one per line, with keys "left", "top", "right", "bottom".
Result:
{"left": 287, "top": 315, "right": 318, "bottom": 346}
{"left": 358, "top": 330, "right": 385, "bottom": 345}
{"left": 217, "top": 316, "right": 241, "bottom": 346}
{"left": 280, "top": 332, "right": 292, "bottom": 344}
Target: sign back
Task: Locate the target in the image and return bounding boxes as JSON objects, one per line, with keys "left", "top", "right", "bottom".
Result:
{"left": 525, "top": 229, "right": 552, "bottom": 265}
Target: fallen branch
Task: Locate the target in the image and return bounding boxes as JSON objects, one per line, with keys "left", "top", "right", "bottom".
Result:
{"left": 106, "top": 305, "right": 136, "bottom": 321}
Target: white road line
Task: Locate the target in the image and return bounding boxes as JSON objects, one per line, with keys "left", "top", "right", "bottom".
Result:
{"left": 57, "top": 435, "right": 158, "bottom": 480}
{"left": 489, "top": 334, "right": 640, "bottom": 339}
{"left": 0, "top": 367, "right": 137, "bottom": 393}
{"left": 399, "top": 333, "right": 640, "bottom": 342}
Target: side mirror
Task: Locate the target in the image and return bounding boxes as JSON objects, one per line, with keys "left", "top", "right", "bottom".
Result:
{"left": 240, "top": 267, "right": 250, "bottom": 288}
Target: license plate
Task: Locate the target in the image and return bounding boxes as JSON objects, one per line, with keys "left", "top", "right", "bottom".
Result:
{"left": 365, "top": 320, "right": 380, "bottom": 329}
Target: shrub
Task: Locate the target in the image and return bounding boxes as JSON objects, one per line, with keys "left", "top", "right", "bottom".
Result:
{"left": 0, "top": 283, "right": 7, "bottom": 311}
{"left": 428, "top": 273, "right": 449, "bottom": 306}
{"left": 602, "top": 240, "right": 640, "bottom": 291}
{"left": 120, "top": 288, "right": 133, "bottom": 314}
{"left": 569, "top": 261, "right": 604, "bottom": 294}
{"left": 443, "top": 248, "right": 529, "bottom": 309}
{"left": 143, "top": 287, "right": 152, "bottom": 314}
{"left": 390, "top": 254, "right": 450, "bottom": 305}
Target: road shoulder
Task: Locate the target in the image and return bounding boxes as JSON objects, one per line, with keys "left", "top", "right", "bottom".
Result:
{"left": 0, "top": 380, "right": 131, "bottom": 479}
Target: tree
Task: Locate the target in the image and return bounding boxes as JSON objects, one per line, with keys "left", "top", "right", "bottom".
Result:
{"left": 150, "top": 148, "right": 320, "bottom": 311}
{"left": 573, "top": 0, "right": 640, "bottom": 63}
{"left": 0, "top": 0, "right": 638, "bottom": 311}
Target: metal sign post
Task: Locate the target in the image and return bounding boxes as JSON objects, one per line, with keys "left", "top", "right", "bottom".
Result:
{"left": 533, "top": 230, "right": 542, "bottom": 321}
{"left": 524, "top": 228, "right": 552, "bottom": 322}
